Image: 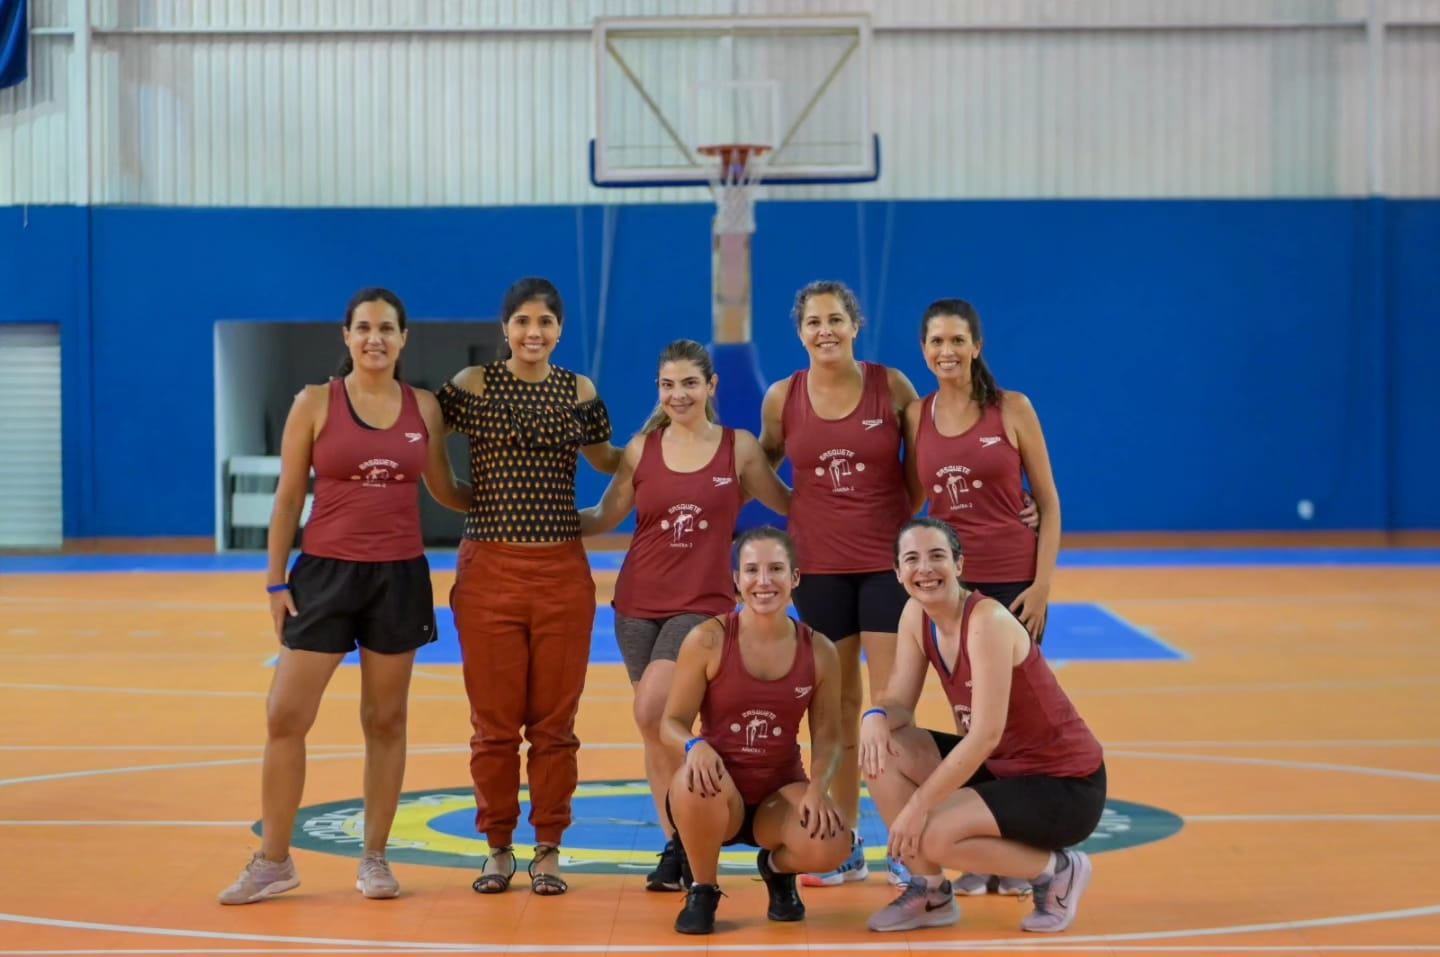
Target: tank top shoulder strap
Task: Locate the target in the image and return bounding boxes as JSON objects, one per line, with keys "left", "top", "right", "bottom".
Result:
{"left": 715, "top": 610, "right": 741, "bottom": 679}
{"left": 863, "top": 362, "right": 895, "bottom": 418}
{"left": 781, "top": 369, "right": 809, "bottom": 419}
{"left": 718, "top": 426, "right": 738, "bottom": 477}
{"left": 635, "top": 427, "right": 664, "bottom": 478}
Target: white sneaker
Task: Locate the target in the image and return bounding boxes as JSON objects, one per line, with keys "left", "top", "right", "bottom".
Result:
{"left": 355, "top": 851, "right": 400, "bottom": 899}
{"left": 217, "top": 852, "right": 300, "bottom": 905}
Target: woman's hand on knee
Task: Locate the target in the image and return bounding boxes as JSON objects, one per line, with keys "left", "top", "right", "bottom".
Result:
{"left": 683, "top": 741, "right": 727, "bottom": 798}
{"left": 797, "top": 784, "right": 845, "bottom": 840}
{"left": 859, "top": 711, "right": 899, "bottom": 779}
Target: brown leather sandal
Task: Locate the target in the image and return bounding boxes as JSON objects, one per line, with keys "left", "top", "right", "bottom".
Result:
{"left": 528, "top": 843, "right": 569, "bottom": 896}
{"left": 471, "top": 845, "right": 516, "bottom": 894}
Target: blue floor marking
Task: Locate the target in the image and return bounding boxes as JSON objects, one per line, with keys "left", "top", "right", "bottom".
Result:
{"left": 5, "top": 547, "right": 1438, "bottom": 575}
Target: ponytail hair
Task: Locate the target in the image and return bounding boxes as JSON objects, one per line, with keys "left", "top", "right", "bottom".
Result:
{"left": 639, "top": 339, "right": 719, "bottom": 435}
{"left": 496, "top": 276, "right": 565, "bottom": 360}
{"left": 920, "top": 298, "right": 1001, "bottom": 409}
{"left": 336, "top": 287, "right": 408, "bottom": 380}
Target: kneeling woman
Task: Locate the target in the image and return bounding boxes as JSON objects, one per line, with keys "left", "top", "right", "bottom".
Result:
{"left": 860, "top": 517, "right": 1105, "bottom": 935}
{"left": 660, "top": 527, "right": 851, "bottom": 935}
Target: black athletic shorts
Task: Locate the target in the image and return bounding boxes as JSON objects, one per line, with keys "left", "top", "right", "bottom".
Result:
{"left": 929, "top": 729, "right": 1106, "bottom": 850}
{"left": 282, "top": 553, "right": 437, "bottom": 656}
{"left": 964, "top": 579, "right": 1046, "bottom": 644}
{"left": 791, "top": 570, "right": 909, "bottom": 641}
{"left": 665, "top": 790, "right": 763, "bottom": 848}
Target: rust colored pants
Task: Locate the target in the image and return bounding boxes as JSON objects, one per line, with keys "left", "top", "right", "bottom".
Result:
{"left": 451, "top": 538, "right": 597, "bottom": 848}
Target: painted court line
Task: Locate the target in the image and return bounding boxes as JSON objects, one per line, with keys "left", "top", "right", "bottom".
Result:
{"left": 1110, "top": 750, "right": 1440, "bottom": 782}
{"left": 1, "top": 903, "right": 1439, "bottom": 952}
{"left": 0, "top": 944, "right": 1434, "bottom": 949}
{"left": 0, "top": 821, "right": 254, "bottom": 827}
{"left": 0, "top": 738, "right": 1435, "bottom": 753}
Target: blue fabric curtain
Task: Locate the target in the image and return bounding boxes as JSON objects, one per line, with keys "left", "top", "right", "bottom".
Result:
{"left": 0, "top": 0, "right": 28, "bottom": 90}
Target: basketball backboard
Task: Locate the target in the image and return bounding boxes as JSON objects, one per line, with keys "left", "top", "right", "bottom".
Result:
{"left": 591, "top": 15, "right": 879, "bottom": 189}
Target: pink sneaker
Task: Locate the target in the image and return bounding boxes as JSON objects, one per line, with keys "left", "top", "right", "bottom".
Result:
{"left": 866, "top": 874, "right": 960, "bottom": 932}
{"left": 217, "top": 852, "right": 300, "bottom": 905}
{"left": 1021, "top": 850, "right": 1092, "bottom": 933}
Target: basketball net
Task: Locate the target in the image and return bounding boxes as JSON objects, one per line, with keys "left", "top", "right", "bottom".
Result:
{"left": 700, "top": 145, "right": 770, "bottom": 345}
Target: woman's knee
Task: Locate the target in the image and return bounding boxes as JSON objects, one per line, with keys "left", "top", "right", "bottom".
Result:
{"left": 265, "top": 699, "right": 318, "bottom": 740}
{"left": 632, "top": 664, "right": 674, "bottom": 741}
{"left": 360, "top": 702, "right": 408, "bottom": 742}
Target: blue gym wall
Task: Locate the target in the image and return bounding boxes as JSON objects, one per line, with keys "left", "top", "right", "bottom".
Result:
{"left": 2, "top": 199, "right": 1436, "bottom": 538}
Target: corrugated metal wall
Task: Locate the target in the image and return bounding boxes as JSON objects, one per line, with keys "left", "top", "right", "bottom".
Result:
{"left": 2, "top": 0, "right": 1437, "bottom": 206}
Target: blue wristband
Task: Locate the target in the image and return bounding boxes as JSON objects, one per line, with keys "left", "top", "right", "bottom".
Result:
{"left": 684, "top": 736, "right": 704, "bottom": 753}
{"left": 266, "top": 583, "right": 290, "bottom": 594}
{"left": 862, "top": 707, "right": 888, "bottom": 721}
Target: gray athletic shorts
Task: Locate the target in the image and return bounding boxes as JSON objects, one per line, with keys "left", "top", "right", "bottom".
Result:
{"left": 613, "top": 612, "right": 711, "bottom": 684}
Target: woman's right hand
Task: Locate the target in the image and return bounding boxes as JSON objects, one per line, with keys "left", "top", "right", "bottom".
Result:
{"left": 269, "top": 589, "right": 298, "bottom": 642}
{"left": 859, "top": 711, "right": 899, "bottom": 779}
{"left": 683, "top": 740, "right": 727, "bottom": 798}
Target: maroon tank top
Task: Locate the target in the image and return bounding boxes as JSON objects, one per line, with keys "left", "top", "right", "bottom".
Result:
{"left": 924, "top": 591, "right": 1102, "bottom": 779}
{"left": 781, "top": 362, "right": 911, "bottom": 574}
{"left": 698, "top": 612, "right": 815, "bottom": 804}
{"left": 301, "top": 378, "right": 428, "bottom": 562}
{"left": 915, "top": 396, "right": 1037, "bottom": 583}
{"left": 612, "top": 427, "right": 743, "bottom": 619}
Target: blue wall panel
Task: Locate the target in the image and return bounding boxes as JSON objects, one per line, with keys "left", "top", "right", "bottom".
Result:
{"left": 1, "top": 199, "right": 1434, "bottom": 538}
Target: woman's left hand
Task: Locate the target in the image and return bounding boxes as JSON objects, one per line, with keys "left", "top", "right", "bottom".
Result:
{"left": 885, "top": 796, "right": 930, "bottom": 862}
{"left": 1009, "top": 583, "right": 1049, "bottom": 640}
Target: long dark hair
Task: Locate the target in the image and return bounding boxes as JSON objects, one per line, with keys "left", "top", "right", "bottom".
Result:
{"left": 639, "top": 339, "right": 719, "bottom": 435}
{"left": 921, "top": 298, "right": 1001, "bottom": 408}
{"left": 336, "top": 287, "right": 407, "bottom": 379}
{"left": 791, "top": 279, "right": 864, "bottom": 330}
{"left": 496, "top": 277, "right": 565, "bottom": 360}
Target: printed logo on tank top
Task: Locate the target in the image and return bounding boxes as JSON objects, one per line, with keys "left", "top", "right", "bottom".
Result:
{"left": 954, "top": 703, "right": 973, "bottom": 733}
{"left": 979, "top": 435, "right": 1003, "bottom": 448}
{"left": 352, "top": 457, "right": 405, "bottom": 487}
{"left": 661, "top": 503, "right": 709, "bottom": 547}
{"left": 730, "top": 708, "right": 785, "bottom": 753}
{"left": 933, "top": 464, "right": 982, "bottom": 509}
{"left": 815, "top": 448, "right": 866, "bottom": 493}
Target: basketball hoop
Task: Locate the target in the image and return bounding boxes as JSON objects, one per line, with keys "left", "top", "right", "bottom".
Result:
{"left": 698, "top": 143, "right": 771, "bottom": 237}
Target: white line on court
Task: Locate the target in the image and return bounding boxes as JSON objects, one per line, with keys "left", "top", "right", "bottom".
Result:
{"left": 1, "top": 903, "right": 1438, "bottom": 952}
{"left": 8, "top": 944, "right": 1440, "bottom": 949}
{"left": 1109, "top": 750, "right": 1440, "bottom": 782}
{"left": 1184, "top": 814, "right": 1440, "bottom": 822}
{"left": 0, "top": 821, "right": 254, "bottom": 827}
{"left": 8, "top": 675, "right": 1439, "bottom": 702}
{"left": 1073, "top": 676, "right": 1440, "bottom": 697}
{"left": 1, "top": 738, "right": 1435, "bottom": 753}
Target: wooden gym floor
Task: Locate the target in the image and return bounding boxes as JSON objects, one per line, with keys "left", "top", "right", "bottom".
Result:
{"left": 1, "top": 541, "right": 1438, "bottom": 956}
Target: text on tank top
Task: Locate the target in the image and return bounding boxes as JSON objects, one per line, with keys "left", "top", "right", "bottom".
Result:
{"left": 301, "top": 378, "right": 428, "bottom": 562}
{"left": 613, "top": 427, "right": 743, "bottom": 619}
{"left": 916, "top": 395, "right": 1037, "bottom": 583}
{"left": 923, "top": 591, "right": 1103, "bottom": 779}
{"left": 699, "top": 612, "right": 815, "bottom": 804}
{"left": 781, "top": 362, "right": 912, "bottom": 574}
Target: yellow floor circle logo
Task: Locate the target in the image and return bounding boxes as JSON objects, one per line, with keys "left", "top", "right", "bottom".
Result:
{"left": 280, "top": 780, "right": 1182, "bottom": 873}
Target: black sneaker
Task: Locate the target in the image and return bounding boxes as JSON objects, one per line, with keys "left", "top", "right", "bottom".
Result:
{"left": 674, "top": 883, "right": 723, "bottom": 935}
{"left": 756, "top": 849, "right": 805, "bottom": 922}
{"left": 646, "top": 838, "right": 689, "bottom": 892}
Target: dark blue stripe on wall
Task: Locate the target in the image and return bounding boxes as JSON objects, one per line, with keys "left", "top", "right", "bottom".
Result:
{"left": 0, "top": 198, "right": 1436, "bottom": 537}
